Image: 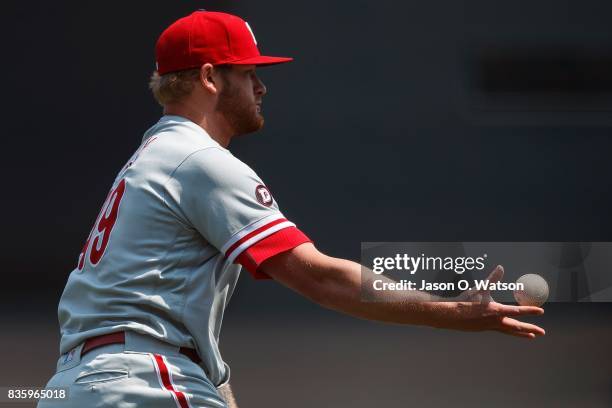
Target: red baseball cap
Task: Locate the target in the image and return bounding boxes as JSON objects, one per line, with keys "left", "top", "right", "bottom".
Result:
{"left": 155, "top": 10, "right": 293, "bottom": 75}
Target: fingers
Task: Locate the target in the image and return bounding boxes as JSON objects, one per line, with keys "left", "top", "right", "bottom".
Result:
{"left": 498, "top": 316, "right": 546, "bottom": 337}
{"left": 493, "top": 303, "right": 544, "bottom": 317}
{"left": 499, "top": 330, "right": 537, "bottom": 339}
{"left": 487, "top": 301, "right": 546, "bottom": 339}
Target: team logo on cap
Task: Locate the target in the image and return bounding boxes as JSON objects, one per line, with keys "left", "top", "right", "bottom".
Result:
{"left": 255, "top": 184, "right": 273, "bottom": 206}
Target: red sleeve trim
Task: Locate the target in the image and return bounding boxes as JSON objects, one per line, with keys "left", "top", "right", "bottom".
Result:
{"left": 224, "top": 218, "right": 288, "bottom": 260}
{"left": 235, "top": 227, "right": 312, "bottom": 280}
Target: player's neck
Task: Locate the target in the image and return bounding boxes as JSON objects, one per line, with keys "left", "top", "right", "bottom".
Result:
{"left": 163, "top": 105, "right": 233, "bottom": 148}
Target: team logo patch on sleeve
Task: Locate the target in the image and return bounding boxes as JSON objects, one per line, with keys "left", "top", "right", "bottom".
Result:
{"left": 255, "top": 184, "right": 273, "bottom": 207}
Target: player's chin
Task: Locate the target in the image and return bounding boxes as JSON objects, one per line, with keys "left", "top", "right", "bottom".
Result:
{"left": 250, "top": 110, "right": 265, "bottom": 131}
{"left": 255, "top": 114, "right": 265, "bottom": 129}
{"left": 235, "top": 114, "right": 264, "bottom": 136}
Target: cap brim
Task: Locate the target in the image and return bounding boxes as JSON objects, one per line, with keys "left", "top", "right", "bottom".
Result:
{"left": 228, "top": 55, "right": 293, "bottom": 66}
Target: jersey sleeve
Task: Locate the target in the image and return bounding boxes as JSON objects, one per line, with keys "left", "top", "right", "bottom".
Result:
{"left": 167, "top": 147, "right": 311, "bottom": 279}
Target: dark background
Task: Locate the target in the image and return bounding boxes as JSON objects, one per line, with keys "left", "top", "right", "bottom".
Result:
{"left": 2, "top": 1, "right": 612, "bottom": 407}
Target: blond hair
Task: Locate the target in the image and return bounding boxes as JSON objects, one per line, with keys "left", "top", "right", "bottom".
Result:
{"left": 148, "top": 68, "right": 201, "bottom": 106}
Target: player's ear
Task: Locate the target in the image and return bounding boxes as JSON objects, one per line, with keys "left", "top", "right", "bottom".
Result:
{"left": 200, "top": 63, "right": 219, "bottom": 95}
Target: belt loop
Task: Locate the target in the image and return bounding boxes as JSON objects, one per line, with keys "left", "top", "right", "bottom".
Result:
{"left": 124, "top": 331, "right": 182, "bottom": 357}
{"left": 123, "top": 330, "right": 145, "bottom": 353}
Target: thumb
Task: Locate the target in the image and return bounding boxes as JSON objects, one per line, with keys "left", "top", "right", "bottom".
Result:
{"left": 486, "top": 265, "right": 504, "bottom": 285}
{"left": 477, "top": 265, "right": 504, "bottom": 304}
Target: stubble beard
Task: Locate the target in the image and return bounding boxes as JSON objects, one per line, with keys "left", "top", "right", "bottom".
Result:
{"left": 216, "top": 81, "right": 264, "bottom": 136}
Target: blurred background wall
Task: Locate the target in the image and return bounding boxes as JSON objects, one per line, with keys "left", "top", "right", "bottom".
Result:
{"left": 2, "top": 1, "right": 611, "bottom": 406}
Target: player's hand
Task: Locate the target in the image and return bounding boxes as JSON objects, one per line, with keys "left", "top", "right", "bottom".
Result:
{"left": 438, "top": 265, "right": 546, "bottom": 339}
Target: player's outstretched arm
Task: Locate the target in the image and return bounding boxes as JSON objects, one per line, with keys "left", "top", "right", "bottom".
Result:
{"left": 260, "top": 243, "right": 545, "bottom": 339}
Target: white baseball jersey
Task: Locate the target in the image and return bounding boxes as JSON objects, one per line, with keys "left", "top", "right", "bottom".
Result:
{"left": 57, "top": 115, "right": 310, "bottom": 386}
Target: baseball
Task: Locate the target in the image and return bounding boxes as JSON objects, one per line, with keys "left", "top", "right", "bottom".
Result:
{"left": 514, "top": 274, "right": 549, "bottom": 306}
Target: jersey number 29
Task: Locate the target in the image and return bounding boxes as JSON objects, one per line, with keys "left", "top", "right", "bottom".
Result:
{"left": 77, "top": 179, "right": 126, "bottom": 270}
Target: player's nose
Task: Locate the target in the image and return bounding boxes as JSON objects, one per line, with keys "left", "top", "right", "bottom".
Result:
{"left": 254, "top": 74, "right": 267, "bottom": 96}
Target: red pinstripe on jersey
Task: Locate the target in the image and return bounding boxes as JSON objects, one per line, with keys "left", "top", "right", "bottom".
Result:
{"left": 151, "top": 354, "right": 191, "bottom": 408}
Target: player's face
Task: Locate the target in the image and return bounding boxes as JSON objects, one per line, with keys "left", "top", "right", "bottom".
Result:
{"left": 215, "top": 65, "right": 267, "bottom": 136}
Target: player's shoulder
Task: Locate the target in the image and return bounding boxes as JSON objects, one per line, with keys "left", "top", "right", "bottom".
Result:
{"left": 179, "top": 144, "right": 256, "bottom": 181}
{"left": 143, "top": 116, "right": 255, "bottom": 175}
{"left": 137, "top": 116, "right": 239, "bottom": 170}
{"left": 143, "top": 115, "right": 220, "bottom": 153}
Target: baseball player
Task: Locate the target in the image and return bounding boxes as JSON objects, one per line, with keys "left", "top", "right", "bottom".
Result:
{"left": 39, "top": 10, "right": 545, "bottom": 408}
